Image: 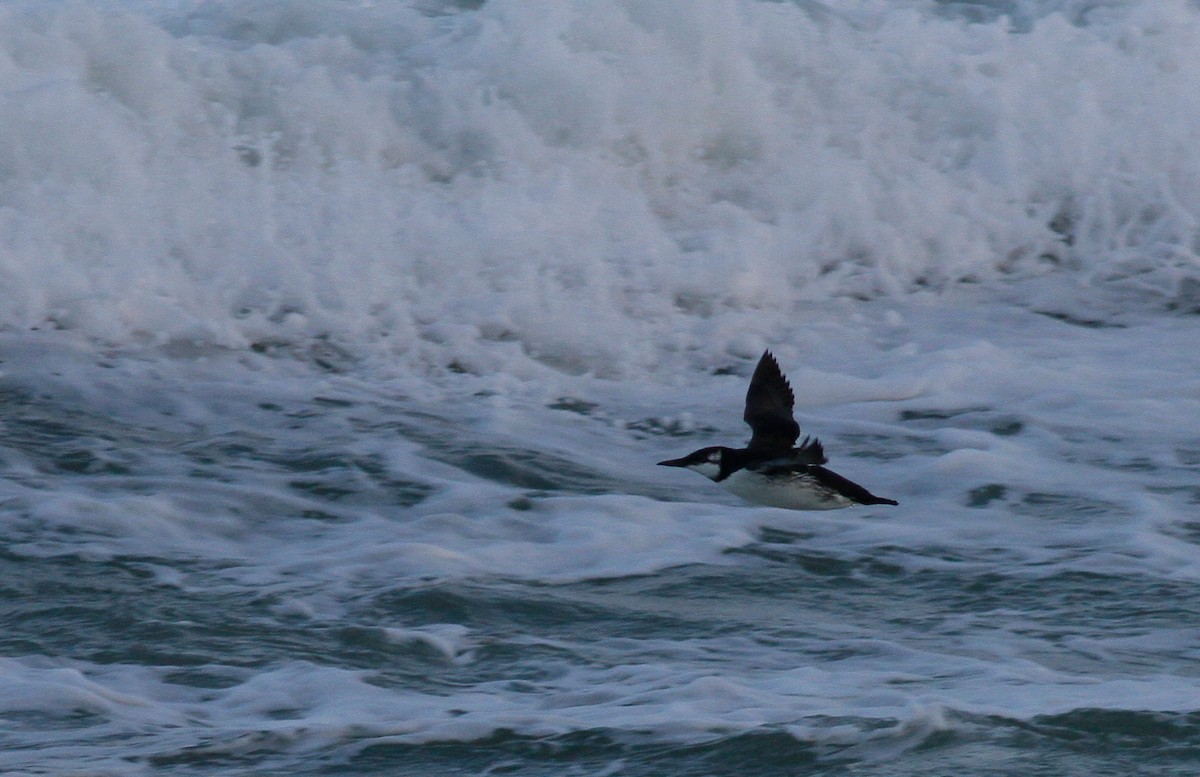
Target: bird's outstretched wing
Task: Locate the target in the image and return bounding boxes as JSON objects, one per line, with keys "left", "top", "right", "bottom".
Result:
{"left": 743, "top": 350, "right": 801, "bottom": 453}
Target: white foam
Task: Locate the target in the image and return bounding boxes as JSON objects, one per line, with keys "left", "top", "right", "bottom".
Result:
{"left": 382, "top": 624, "right": 473, "bottom": 662}
{"left": 0, "top": 2, "right": 1197, "bottom": 374}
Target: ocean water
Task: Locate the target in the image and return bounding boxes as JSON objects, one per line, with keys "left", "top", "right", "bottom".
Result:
{"left": 2, "top": 0, "right": 1200, "bottom": 774}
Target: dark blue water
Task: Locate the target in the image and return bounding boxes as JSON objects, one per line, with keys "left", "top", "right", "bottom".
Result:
{"left": 3, "top": 331, "right": 1200, "bottom": 776}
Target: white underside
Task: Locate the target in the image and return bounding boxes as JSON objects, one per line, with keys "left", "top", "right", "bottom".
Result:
{"left": 718, "top": 468, "right": 854, "bottom": 511}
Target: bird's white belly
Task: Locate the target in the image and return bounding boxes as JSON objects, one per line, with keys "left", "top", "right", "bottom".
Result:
{"left": 719, "top": 468, "right": 853, "bottom": 511}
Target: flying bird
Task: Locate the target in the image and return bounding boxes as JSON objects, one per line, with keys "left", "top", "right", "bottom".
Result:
{"left": 658, "top": 351, "right": 898, "bottom": 510}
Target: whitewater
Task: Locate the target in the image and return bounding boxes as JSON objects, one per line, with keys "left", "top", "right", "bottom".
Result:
{"left": 2, "top": 1, "right": 1200, "bottom": 774}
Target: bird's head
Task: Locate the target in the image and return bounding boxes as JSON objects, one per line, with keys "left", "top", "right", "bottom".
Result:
{"left": 657, "top": 446, "right": 728, "bottom": 481}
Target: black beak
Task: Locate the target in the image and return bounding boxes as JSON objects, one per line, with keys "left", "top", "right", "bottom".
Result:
{"left": 657, "top": 457, "right": 688, "bottom": 467}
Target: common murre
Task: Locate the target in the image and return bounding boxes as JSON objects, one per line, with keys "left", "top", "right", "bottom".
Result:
{"left": 658, "top": 350, "right": 898, "bottom": 510}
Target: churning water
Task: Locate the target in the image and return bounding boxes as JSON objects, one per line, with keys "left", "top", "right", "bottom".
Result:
{"left": 3, "top": 1, "right": 1200, "bottom": 774}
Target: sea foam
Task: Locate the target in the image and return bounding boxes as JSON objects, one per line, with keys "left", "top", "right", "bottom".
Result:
{"left": 0, "top": 1, "right": 1198, "bottom": 377}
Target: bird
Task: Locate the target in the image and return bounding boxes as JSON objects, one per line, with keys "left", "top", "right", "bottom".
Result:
{"left": 658, "top": 350, "right": 898, "bottom": 510}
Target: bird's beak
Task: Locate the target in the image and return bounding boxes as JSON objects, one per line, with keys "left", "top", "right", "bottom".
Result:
{"left": 657, "top": 457, "right": 688, "bottom": 467}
